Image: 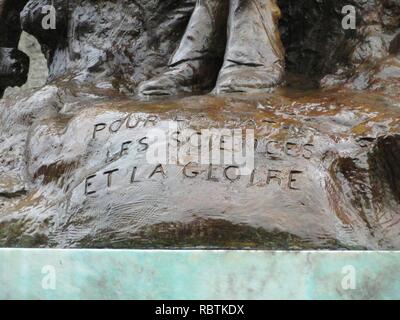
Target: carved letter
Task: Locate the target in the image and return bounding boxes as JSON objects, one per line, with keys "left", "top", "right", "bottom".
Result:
{"left": 144, "top": 115, "right": 159, "bottom": 127}
{"left": 126, "top": 114, "right": 141, "bottom": 129}
{"left": 220, "top": 134, "right": 231, "bottom": 151}
{"left": 85, "top": 175, "right": 97, "bottom": 195}
{"left": 267, "top": 170, "right": 282, "bottom": 186}
{"left": 104, "top": 169, "right": 119, "bottom": 187}
{"left": 171, "top": 131, "right": 183, "bottom": 146}
{"left": 266, "top": 141, "right": 279, "bottom": 156}
{"left": 224, "top": 166, "right": 240, "bottom": 182}
{"left": 183, "top": 162, "right": 200, "bottom": 178}
{"left": 149, "top": 164, "right": 166, "bottom": 179}
{"left": 285, "top": 142, "right": 298, "bottom": 157}
{"left": 207, "top": 164, "right": 219, "bottom": 182}
{"left": 138, "top": 137, "right": 149, "bottom": 152}
{"left": 93, "top": 123, "right": 106, "bottom": 139}
{"left": 288, "top": 170, "right": 303, "bottom": 190}
{"left": 302, "top": 144, "right": 314, "bottom": 159}
{"left": 109, "top": 118, "right": 124, "bottom": 133}
{"left": 254, "top": 138, "right": 259, "bottom": 150}
{"left": 130, "top": 167, "right": 138, "bottom": 183}
{"left": 120, "top": 141, "right": 132, "bottom": 157}
{"left": 249, "top": 169, "right": 256, "bottom": 186}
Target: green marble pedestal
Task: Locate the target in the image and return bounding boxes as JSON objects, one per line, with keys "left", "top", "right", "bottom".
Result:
{"left": 1, "top": 250, "right": 399, "bottom": 300}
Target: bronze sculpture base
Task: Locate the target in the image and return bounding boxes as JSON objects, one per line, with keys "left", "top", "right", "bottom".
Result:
{"left": 1, "top": 82, "right": 400, "bottom": 249}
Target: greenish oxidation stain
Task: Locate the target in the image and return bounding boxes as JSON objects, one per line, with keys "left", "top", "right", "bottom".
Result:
{"left": 0, "top": 250, "right": 400, "bottom": 300}
{"left": 77, "top": 219, "right": 357, "bottom": 250}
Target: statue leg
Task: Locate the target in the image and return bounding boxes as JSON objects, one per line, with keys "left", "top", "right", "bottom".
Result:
{"left": 214, "top": 0, "right": 285, "bottom": 93}
{"left": 0, "top": 0, "right": 30, "bottom": 98}
{"left": 138, "top": 0, "right": 229, "bottom": 97}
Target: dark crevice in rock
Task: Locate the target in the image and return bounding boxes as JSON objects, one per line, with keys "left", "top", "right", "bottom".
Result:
{"left": 369, "top": 135, "right": 400, "bottom": 205}
{"left": 327, "top": 156, "right": 373, "bottom": 231}
{"left": 0, "top": 190, "right": 27, "bottom": 199}
{"left": 33, "top": 161, "right": 78, "bottom": 185}
{"left": 389, "top": 32, "right": 400, "bottom": 54}
{"left": 278, "top": 0, "right": 354, "bottom": 76}
{"left": 0, "top": 48, "right": 30, "bottom": 91}
{"left": 326, "top": 134, "right": 400, "bottom": 247}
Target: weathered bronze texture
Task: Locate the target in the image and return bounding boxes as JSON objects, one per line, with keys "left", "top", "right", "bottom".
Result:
{"left": 0, "top": 0, "right": 399, "bottom": 249}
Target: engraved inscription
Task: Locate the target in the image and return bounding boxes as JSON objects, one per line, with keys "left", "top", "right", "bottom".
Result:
{"left": 92, "top": 114, "right": 160, "bottom": 139}
{"left": 83, "top": 164, "right": 305, "bottom": 196}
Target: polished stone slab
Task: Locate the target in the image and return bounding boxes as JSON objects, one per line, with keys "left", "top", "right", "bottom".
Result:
{"left": 1, "top": 250, "right": 400, "bottom": 300}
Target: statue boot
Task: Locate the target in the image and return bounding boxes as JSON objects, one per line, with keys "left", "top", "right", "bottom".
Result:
{"left": 214, "top": 0, "right": 285, "bottom": 94}
{"left": 138, "top": 0, "right": 229, "bottom": 97}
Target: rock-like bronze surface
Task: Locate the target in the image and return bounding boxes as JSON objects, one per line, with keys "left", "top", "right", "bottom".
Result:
{"left": 1, "top": 83, "right": 400, "bottom": 249}
{"left": 0, "top": 0, "right": 399, "bottom": 248}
